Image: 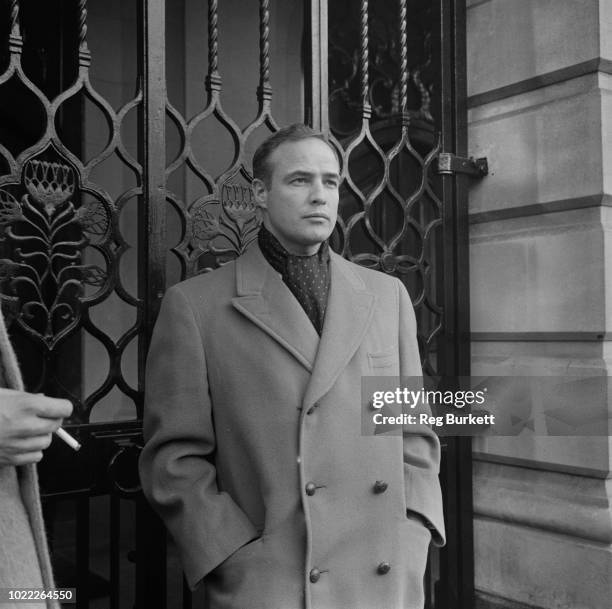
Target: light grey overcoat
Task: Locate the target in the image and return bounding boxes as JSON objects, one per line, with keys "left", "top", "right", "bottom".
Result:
{"left": 0, "top": 309, "right": 59, "bottom": 609}
{"left": 139, "top": 243, "right": 445, "bottom": 609}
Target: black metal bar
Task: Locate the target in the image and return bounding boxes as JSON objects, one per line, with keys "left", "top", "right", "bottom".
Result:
{"left": 435, "top": 0, "right": 459, "bottom": 609}
{"left": 257, "top": 0, "right": 272, "bottom": 107}
{"left": 259, "top": 0, "right": 271, "bottom": 88}
{"left": 398, "top": 0, "right": 408, "bottom": 126}
{"left": 436, "top": 0, "right": 455, "bottom": 606}
{"left": 436, "top": 1, "right": 474, "bottom": 608}
{"left": 359, "top": 0, "right": 370, "bottom": 116}
{"left": 450, "top": 1, "right": 474, "bottom": 605}
{"left": 136, "top": 0, "right": 168, "bottom": 606}
{"left": 8, "top": 0, "right": 22, "bottom": 54}
{"left": 306, "top": 0, "right": 329, "bottom": 131}
{"left": 109, "top": 494, "right": 120, "bottom": 609}
{"left": 138, "top": 0, "right": 167, "bottom": 355}
{"left": 205, "top": 0, "right": 222, "bottom": 93}
{"left": 76, "top": 496, "right": 90, "bottom": 609}
{"left": 76, "top": 0, "right": 90, "bottom": 66}
{"left": 182, "top": 576, "right": 193, "bottom": 609}
{"left": 208, "top": 0, "right": 219, "bottom": 78}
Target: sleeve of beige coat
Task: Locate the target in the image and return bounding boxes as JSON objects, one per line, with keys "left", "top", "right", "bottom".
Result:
{"left": 397, "top": 279, "right": 446, "bottom": 546}
{"left": 138, "top": 285, "right": 259, "bottom": 589}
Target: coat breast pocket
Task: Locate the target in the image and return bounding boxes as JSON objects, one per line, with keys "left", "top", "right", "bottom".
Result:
{"left": 367, "top": 349, "right": 399, "bottom": 372}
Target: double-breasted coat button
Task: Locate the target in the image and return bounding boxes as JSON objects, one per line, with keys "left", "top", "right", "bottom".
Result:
{"left": 305, "top": 482, "right": 317, "bottom": 496}
{"left": 373, "top": 480, "right": 388, "bottom": 494}
{"left": 377, "top": 562, "right": 391, "bottom": 575}
{"left": 309, "top": 568, "right": 321, "bottom": 583}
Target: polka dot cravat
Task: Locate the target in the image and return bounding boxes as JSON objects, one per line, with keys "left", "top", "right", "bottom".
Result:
{"left": 258, "top": 224, "right": 330, "bottom": 335}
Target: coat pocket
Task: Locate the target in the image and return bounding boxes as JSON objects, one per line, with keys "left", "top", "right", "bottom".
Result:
{"left": 367, "top": 349, "right": 398, "bottom": 370}
{"left": 403, "top": 467, "right": 446, "bottom": 547}
{"left": 405, "top": 509, "right": 433, "bottom": 540}
{"left": 396, "top": 516, "right": 432, "bottom": 609}
{"left": 219, "top": 534, "right": 265, "bottom": 571}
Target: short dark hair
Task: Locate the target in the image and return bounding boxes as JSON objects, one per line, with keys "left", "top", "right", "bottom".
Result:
{"left": 252, "top": 123, "right": 338, "bottom": 186}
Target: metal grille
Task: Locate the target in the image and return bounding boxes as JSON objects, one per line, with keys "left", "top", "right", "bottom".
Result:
{"left": 327, "top": 0, "right": 443, "bottom": 379}
{"left": 0, "top": 1, "right": 473, "bottom": 608}
{"left": 0, "top": 2, "right": 144, "bottom": 607}
{"left": 164, "top": 0, "right": 279, "bottom": 279}
{"left": 0, "top": 0, "right": 142, "bottom": 420}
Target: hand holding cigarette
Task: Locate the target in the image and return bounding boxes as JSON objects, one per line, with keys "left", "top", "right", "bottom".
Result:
{"left": 0, "top": 388, "right": 74, "bottom": 466}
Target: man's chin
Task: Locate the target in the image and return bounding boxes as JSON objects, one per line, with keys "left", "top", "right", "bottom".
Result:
{"left": 302, "top": 225, "right": 334, "bottom": 243}
{"left": 300, "top": 232, "right": 332, "bottom": 249}
{"left": 264, "top": 223, "right": 333, "bottom": 254}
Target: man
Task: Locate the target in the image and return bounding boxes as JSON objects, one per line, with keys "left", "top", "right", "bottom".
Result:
{"left": 0, "top": 308, "right": 72, "bottom": 609}
{"left": 139, "top": 124, "right": 445, "bottom": 609}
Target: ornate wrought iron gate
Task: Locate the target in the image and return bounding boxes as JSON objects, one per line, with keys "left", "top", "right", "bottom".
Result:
{"left": 0, "top": 1, "right": 473, "bottom": 607}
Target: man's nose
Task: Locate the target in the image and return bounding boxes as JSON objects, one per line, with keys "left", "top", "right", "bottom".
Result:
{"left": 310, "top": 180, "right": 326, "bottom": 204}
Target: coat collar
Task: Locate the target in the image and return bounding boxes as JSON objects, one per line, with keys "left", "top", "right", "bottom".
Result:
{"left": 232, "top": 243, "right": 320, "bottom": 371}
{"left": 232, "top": 243, "right": 376, "bottom": 404}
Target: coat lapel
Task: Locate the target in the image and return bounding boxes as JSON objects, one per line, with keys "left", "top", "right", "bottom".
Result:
{"left": 302, "top": 252, "right": 376, "bottom": 408}
{"left": 232, "top": 244, "right": 319, "bottom": 371}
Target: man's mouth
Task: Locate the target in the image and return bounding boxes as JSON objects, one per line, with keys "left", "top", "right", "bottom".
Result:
{"left": 304, "top": 213, "right": 329, "bottom": 220}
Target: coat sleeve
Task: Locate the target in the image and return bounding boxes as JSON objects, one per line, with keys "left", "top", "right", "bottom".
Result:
{"left": 138, "top": 285, "right": 259, "bottom": 589}
{"left": 396, "top": 279, "right": 446, "bottom": 546}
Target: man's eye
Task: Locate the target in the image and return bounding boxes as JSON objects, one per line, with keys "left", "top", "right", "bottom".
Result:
{"left": 326, "top": 180, "right": 339, "bottom": 188}
{"left": 292, "top": 177, "right": 307, "bottom": 184}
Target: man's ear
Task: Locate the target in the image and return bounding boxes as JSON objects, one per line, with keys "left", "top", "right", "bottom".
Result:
{"left": 252, "top": 179, "right": 268, "bottom": 210}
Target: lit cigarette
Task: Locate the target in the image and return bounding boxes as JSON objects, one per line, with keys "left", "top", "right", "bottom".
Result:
{"left": 55, "top": 427, "right": 81, "bottom": 451}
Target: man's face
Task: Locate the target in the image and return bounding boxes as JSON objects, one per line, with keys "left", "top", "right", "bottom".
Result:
{"left": 253, "top": 138, "right": 340, "bottom": 255}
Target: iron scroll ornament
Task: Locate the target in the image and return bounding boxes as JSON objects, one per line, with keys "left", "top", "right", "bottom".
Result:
{"left": 0, "top": 146, "right": 110, "bottom": 349}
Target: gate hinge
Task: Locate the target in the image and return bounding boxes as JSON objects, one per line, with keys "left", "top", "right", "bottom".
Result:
{"left": 437, "top": 153, "right": 488, "bottom": 178}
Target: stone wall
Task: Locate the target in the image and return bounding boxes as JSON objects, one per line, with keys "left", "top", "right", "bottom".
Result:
{"left": 466, "top": 1, "right": 612, "bottom": 607}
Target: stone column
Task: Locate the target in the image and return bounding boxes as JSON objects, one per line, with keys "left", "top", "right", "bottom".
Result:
{"left": 466, "top": 1, "right": 612, "bottom": 607}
